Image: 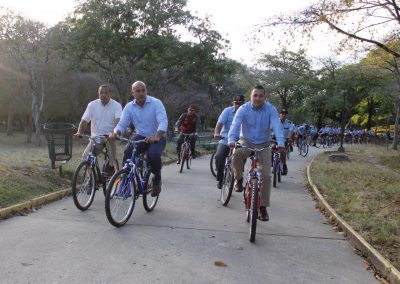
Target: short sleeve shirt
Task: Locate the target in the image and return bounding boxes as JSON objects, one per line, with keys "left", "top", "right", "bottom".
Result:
{"left": 82, "top": 99, "right": 122, "bottom": 137}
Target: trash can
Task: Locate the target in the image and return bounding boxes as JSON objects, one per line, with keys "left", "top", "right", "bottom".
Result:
{"left": 43, "top": 123, "right": 76, "bottom": 169}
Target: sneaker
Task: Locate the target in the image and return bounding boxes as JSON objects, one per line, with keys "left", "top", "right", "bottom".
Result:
{"left": 176, "top": 159, "right": 181, "bottom": 164}
{"left": 259, "top": 206, "right": 269, "bottom": 221}
{"left": 151, "top": 183, "right": 161, "bottom": 197}
{"left": 217, "top": 180, "right": 223, "bottom": 189}
{"left": 282, "top": 164, "right": 288, "bottom": 175}
{"left": 234, "top": 178, "right": 243, "bottom": 192}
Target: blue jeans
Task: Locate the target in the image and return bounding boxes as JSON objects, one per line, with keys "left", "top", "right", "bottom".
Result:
{"left": 123, "top": 135, "right": 166, "bottom": 185}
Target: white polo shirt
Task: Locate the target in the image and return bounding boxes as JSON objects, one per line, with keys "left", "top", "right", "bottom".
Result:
{"left": 82, "top": 99, "right": 122, "bottom": 137}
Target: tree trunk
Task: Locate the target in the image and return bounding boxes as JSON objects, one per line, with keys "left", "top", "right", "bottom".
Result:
{"left": 31, "top": 81, "right": 45, "bottom": 147}
{"left": 6, "top": 111, "right": 13, "bottom": 136}
{"left": 26, "top": 116, "right": 33, "bottom": 143}
{"left": 392, "top": 98, "right": 400, "bottom": 150}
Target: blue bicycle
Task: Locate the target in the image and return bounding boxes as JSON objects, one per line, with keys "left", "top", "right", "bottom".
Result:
{"left": 105, "top": 138, "right": 159, "bottom": 227}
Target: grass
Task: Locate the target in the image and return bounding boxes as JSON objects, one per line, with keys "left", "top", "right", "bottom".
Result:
{"left": 310, "top": 144, "right": 400, "bottom": 271}
{"left": 0, "top": 132, "right": 213, "bottom": 209}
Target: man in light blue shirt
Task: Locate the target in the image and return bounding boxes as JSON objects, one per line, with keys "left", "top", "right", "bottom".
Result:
{"left": 213, "top": 94, "right": 245, "bottom": 189}
{"left": 112, "top": 81, "right": 168, "bottom": 197}
{"left": 228, "top": 85, "right": 285, "bottom": 221}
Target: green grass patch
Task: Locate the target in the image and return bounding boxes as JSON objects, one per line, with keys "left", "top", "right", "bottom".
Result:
{"left": 310, "top": 145, "right": 400, "bottom": 270}
{"left": 0, "top": 133, "right": 210, "bottom": 209}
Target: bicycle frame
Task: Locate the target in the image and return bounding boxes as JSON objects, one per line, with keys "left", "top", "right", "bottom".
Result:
{"left": 117, "top": 139, "right": 151, "bottom": 199}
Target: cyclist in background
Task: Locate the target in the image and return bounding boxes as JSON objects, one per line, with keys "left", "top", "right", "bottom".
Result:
{"left": 74, "top": 84, "right": 122, "bottom": 173}
{"left": 175, "top": 104, "right": 201, "bottom": 164}
{"left": 213, "top": 94, "right": 245, "bottom": 189}
{"left": 279, "top": 109, "right": 294, "bottom": 175}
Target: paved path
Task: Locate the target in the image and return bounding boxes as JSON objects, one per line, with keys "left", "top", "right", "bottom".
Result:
{"left": 0, "top": 147, "right": 377, "bottom": 283}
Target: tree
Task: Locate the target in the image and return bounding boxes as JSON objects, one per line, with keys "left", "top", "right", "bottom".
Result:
{"left": 0, "top": 9, "right": 50, "bottom": 146}
{"left": 257, "top": 48, "right": 313, "bottom": 111}
{"left": 258, "top": 0, "right": 400, "bottom": 148}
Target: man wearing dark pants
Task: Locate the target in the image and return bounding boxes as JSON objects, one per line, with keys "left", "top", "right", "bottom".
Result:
{"left": 111, "top": 81, "right": 168, "bottom": 197}
{"left": 213, "top": 95, "right": 245, "bottom": 189}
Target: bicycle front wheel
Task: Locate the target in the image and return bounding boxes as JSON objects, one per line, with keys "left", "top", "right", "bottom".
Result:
{"left": 179, "top": 147, "right": 186, "bottom": 173}
{"left": 301, "top": 143, "right": 309, "bottom": 157}
{"left": 105, "top": 169, "right": 136, "bottom": 227}
{"left": 221, "top": 168, "right": 234, "bottom": 206}
{"left": 249, "top": 179, "right": 259, "bottom": 243}
{"left": 210, "top": 150, "right": 217, "bottom": 177}
{"left": 272, "top": 156, "right": 278, "bottom": 188}
{"left": 186, "top": 149, "right": 192, "bottom": 169}
{"left": 72, "top": 161, "right": 96, "bottom": 211}
{"left": 143, "top": 174, "right": 159, "bottom": 212}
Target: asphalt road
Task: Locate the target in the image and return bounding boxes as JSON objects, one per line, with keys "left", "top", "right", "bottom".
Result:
{"left": 0, "top": 146, "right": 377, "bottom": 284}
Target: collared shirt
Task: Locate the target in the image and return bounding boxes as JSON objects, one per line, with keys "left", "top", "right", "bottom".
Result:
{"left": 217, "top": 106, "right": 237, "bottom": 145}
{"left": 114, "top": 95, "right": 168, "bottom": 137}
{"left": 281, "top": 118, "right": 294, "bottom": 139}
{"left": 228, "top": 102, "right": 285, "bottom": 146}
{"left": 82, "top": 98, "right": 122, "bottom": 137}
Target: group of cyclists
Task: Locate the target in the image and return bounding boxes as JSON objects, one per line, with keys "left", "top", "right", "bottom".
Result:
{"left": 74, "top": 81, "right": 324, "bottom": 223}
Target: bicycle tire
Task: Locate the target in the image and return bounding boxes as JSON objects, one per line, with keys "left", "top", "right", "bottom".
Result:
{"left": 286, "top": 148, "right": 290, "bottom": 160}
{"left": 301, "top": 143, "right": 309, "bottom": 157}
{"left": 103, "top": 160, "right": 119, "bottom": 196}
{"left": 105, "top": 169, "right": 136, "bottom": 227}
{"left": 72, "top": 161, "right": 96, "bottom": 211}
{"left": 272, "top": 156, "right": 278, "bottom": 188}
{"left": 221, "top": 168, "right": 234, "bottom": 206}
{"left": 179, "top": 147, "right": 186, "bottom": 173}
{"left": 210, "top": 150, "right": 217, "bottom": 177}
{"left": 187, "top": 149, "right": 192, "bottom": 170}
{"left": 278, "top": 161, "right": 281, "bottom": 183}
{"left": 143, "top": 173, "right": 159, "bottom": 212}
{"left": 249, "top": 179, "right": 259, "bottom": 243}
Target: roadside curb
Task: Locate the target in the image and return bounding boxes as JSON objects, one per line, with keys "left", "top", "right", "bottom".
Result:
{"left": 0, "top": 189, "right": 71, "bottom": 220}
{"left": 0, "top": 153, "right": 211, "bottom": 220}
{"left": 307, "top": 158, "right": 400, "bottom": 284}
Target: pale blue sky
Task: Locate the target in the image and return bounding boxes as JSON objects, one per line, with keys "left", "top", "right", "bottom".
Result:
{"left": 1, "top": 0, "right": 343, "bottom": 65}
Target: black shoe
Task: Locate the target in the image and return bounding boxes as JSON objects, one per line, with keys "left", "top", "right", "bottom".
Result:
{"left": 176, "top": 159, "right": 180, "bottom": 164}
{"left": 234, "top": 178, "right": 243, "bottom": 192}
{"left": 259, "top": 206, "right": 269, "bottom": 221}
{"left": 192, "top": 153, "right": 196, "bottom": 159}
{"left": 282, "top": 164, "right": 288, "bottom": 175}
{"left": 151, "top": 183, "right": 161, "bottom": 197}
{"left": 217, "top": 180, "right": 223, "bottom": 189}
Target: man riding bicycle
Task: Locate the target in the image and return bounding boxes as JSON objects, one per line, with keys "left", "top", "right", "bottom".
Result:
{"left": 279, "top": 109, "right": 294, "bottom": 175}
{"left": 175, "top": 104, "right": 201, "bottom": 164}
{"left": 213, "top": 94, "right": 245, "bottom": 189}
{"left": 111, "top": 81, "right": 168, "bottom": 197}
{"left": 228, "top": 85, "right": 285, "bottom": 221}
{"left": 74, "top": 84, "right": 122, "bottom": 173}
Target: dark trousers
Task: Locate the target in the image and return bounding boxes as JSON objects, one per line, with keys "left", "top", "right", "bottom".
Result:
{"left": 176, "top": 134, "right": 197, "bottom": 155}
{"left": 215, "top": 143, "right": 230, "bottom": 182}
{"left": 123, "top": 135, "right": 166, "bottom": 185}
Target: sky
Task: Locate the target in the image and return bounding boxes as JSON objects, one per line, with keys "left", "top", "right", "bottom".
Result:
{"left": 0, "top": 0, "right": 346, "bottom": 66}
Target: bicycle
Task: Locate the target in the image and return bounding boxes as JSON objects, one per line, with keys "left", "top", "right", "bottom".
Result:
{"left": 238, "top": 144, "right": 270, "bottom": 243}
{"left": 271, "top": 143, "right": 282, "bottom": 188}
{"left": 298, "top": 136, "right": 309, "bottom": 157}
{"left": 104, "top": 138, "right": 159, "bottom": 227}
{"left": 220, "top": 148, "right": 234, "bottom": 206}
{"left": 210, "top": 150, "right": 217, "bottom": 177}
{"left": 178, "top": 133, "right": 195, "bottom": 173}
{"left": 71, "top": 134, "right": 118, "bottom": 211}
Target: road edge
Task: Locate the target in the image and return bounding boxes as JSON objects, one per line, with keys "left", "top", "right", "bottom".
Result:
{"left": 307, "top": 158, "right": 400, "bottom": 284}
{"left": 0, "top": 189, "right": 71, "bottom": 220}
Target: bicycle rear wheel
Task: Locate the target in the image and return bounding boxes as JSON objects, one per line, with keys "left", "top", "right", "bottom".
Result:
{"left": 143, "top": 173, "right": 159, "bottom": 212}
{"left": 105, "top": 169, "right": 136, "bottom": 227}
{"left": 272, "top": 156, "right": 278, "bottom": 188}
{"left": 249, "top": 179, "right": 259, "bottom": 243}
{"left": 221, "top": 168, "right": 234, "bottom": 206}
{"left": 301, "top": 143, "right": 309, "bottom": 157}
{"left": 210, "top": 150, "right": 217, "bottom": 177}
{"left": 72, "top": 161, "right": 96, "bottom": 211}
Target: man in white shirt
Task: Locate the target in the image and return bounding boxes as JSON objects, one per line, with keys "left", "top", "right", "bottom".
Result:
{"left": 75, "top": 84, "right": 122, "bottom": 171}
